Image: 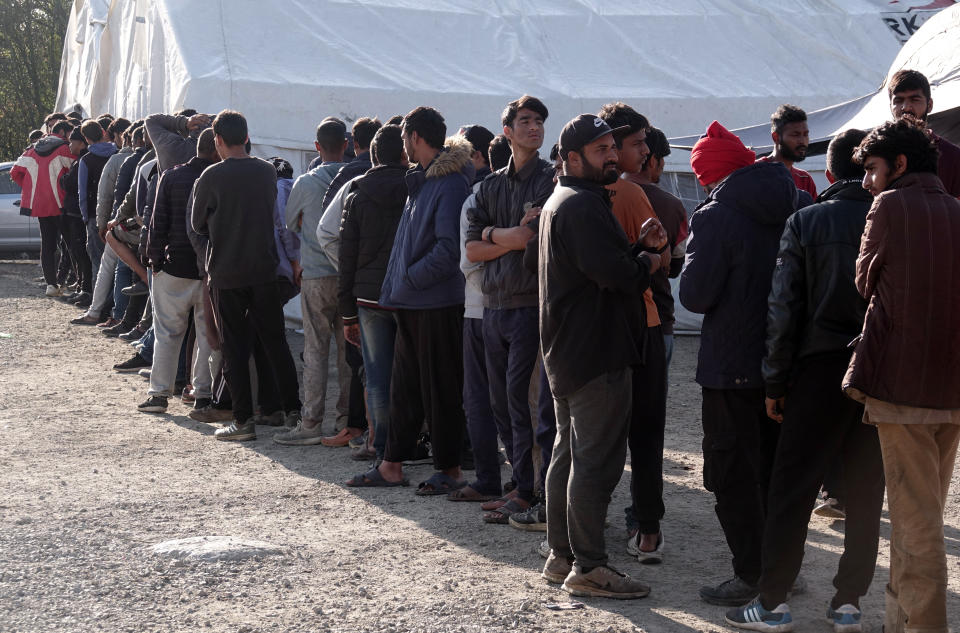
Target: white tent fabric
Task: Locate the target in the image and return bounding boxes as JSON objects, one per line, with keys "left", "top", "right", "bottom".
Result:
{"left": 57, "top": 0, "right": 913, "bottom": 176}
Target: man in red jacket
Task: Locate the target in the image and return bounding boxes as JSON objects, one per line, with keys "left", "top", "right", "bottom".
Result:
{"left": 11, "top": 120, "right": 77, "bottom": 296}
{"left": 844, "top": 119, "right": 960, "bottom": 633}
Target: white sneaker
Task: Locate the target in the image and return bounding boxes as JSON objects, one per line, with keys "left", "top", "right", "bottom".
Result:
{"left": 45, "top": 284, "right": 63, "bottom": 297}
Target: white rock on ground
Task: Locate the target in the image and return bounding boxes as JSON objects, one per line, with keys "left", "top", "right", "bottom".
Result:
{"left": 150, "top": 536, "right": 285, "bottom": 561}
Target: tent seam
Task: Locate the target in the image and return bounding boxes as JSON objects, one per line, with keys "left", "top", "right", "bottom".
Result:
{"left": 217, "top": 0, "right": 234, "bottom": 108}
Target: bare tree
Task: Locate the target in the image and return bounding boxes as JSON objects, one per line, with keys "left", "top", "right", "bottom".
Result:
{"left": 0, "top": 0, "right": 71, "bottom": 160}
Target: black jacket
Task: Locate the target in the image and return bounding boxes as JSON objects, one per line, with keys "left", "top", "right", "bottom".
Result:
{"left": 466, "top": 154, "right": 556, "bottom": 309}
{"left": 679, "top": 161, "right": 798, "bottom": 390}
{"left": 539, "top": 175, "right": 653, "bottom": 398}
{"left": 321, "top": 152, "right": 372, "bottom": 211}
{"left": 762, "top": 179, "right": 871, "bottom": 398}
{"left": 337, "top": 164, "right": 407, "bottom": 323}
{"left": 60, "top": 150, "right": 85, "bottom": 218}
{"left": 147, "top": 157, "right": 215, "bottom": 279}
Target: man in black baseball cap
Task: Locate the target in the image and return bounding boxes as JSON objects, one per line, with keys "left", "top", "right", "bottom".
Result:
{"left": 538, "top": 114, "right": 665, "bottom": 599}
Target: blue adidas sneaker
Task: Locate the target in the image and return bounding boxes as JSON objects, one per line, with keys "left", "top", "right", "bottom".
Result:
{"left": 826, "top": 603, "right": 862, "bottom": 633}
{"left": 724, "top": 598, "right": 793, "bottom": 632}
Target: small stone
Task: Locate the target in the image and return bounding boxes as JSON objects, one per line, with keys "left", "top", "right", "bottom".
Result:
{"left": 150, "top": 536, "right": 285, "bottom": 562}
{"left": 484, "top": 605, "right": 495, "bottom": 615}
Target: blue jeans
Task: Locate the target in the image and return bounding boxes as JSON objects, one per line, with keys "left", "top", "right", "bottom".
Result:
{"left": 85, "top": 218, "right": 104, "bottom": 279}
{"left": 463, "top": 317, "right": 502, "bottom": 495}
{"left": 357, "top": 306, "right": 396, "bottom": 459}
{"left": 483, "top": 306, "right": 540, "bottom": 501}
{"left": 112, "top": 261, "right": 133, "bottom": 321}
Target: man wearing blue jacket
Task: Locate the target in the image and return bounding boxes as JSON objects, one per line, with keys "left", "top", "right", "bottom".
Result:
{"left": 680, "top": 121, "right": 798, "bottom": 607}
{"left": 346, "top": 107, "right": 473, "bottom": 493}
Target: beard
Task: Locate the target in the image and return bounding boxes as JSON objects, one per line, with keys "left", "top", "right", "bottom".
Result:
{"left": 779, "top": 143, "right": 807, "bottom": 163}
{"left": 582, "top": 159, "right": 620, "bottom": 184}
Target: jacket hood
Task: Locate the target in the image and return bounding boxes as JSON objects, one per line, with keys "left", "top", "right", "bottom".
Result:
{"left": 306, "top": 161, "right": 343, "bottom": 188}
{"left": 425, "top": 135, "right": 474, "bottom": 180}
{"left": 711, "top": 161, "right": 797, "bottom": 226}
{"left": 34, "top": 135, "right": 67, "bottom": 157}
{"left": 818, "top": 178, "right": 872, "bottom": 204}
{"left": 88, "top": 142, "right": 117, "bottom": 157}
{"left": 355, "top": 164, "right": 408, "bottom": 207}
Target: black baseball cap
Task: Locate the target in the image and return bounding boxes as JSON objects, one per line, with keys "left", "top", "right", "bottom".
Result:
{"left": 558, "top": 114, "right": 629, "bottom": 160}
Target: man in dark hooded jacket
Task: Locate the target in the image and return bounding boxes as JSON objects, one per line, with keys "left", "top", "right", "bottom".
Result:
{"left": 336, "top": 124, "right": 408, "bottom": 461}
{"left": 679, "top": 121, "right": 797, "bottom": 608}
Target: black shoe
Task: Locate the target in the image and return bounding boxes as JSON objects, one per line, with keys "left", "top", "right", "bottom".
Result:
{"left": 121, "top": 280, "right": 148, "bottom": 296}
{"left": 118, "top": 326, "right": 146, "bottom": 342}
{"left": 699, "top": 576, "right": 759, "bottom": 606}
{"left": 114, "top": 354, "right": 150, "bottom": 373}
{"left": 102, "top": 322, "right": 133, "bottom": 338}
{"left": 73, "top": 292, "right": 92, "bottom": 309}
{"left": 193, "top": 397, "right": 212, "bottom": 410}
{"left": 137, "top": 395, "right": 168, "bottom": 413}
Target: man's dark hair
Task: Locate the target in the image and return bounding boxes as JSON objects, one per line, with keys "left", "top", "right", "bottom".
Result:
{"left": 315, "top": 116, "right": 346, "bottom": 153}
{"left": 888, "top": 69, "right": 931, "bottom": 101}
{"left": 51, "top": 120, "right": 73, "bottom": 137}
{"left": 647, "top": 127, "right": 671, "bottom": 160}
{"left": 488, "top": 134, "right": 512, "bottom": 171}
{"left": 107, "top": 117, "right": 131, "bottom": 138}
{"left": 80, "top": 119, "right": 104, "bottom": 143}
{"left": 854, "top": 118, "right": 939, "bottom": 175}
{"left": 770, "top": 104, "right": 807, "bottom": 137}
{"left": 352, "top": 117, "right": 382, "bottom": 151}
{"left": 597, "top": 102, "right": 649, "bottom": 147}
{"left": 132, "top": 126, "right": 146, "bottom": 145}
{"left": 460, "top": 124, "right": 494, "bottom": 163}
{"left": 44, "top": 112, "right": 66, "bottom": 127}
{"left": 176, "top": 108, "right": 198, "bottom": 117}
{"left": 370, "top": 124, "right": 405, "bottom": 166}
{"left": 212, "top": 110, "right": 248, "bottom": 147}
{"left": 66, "top": 112, "right": 82, "bottom": 123}
{"left": 501, "top": 95, "right": 549, "bottom": 128}
{"left": 826, "top": 129, "right": 869, "bottom": 180}
{"left": 197, "top": 128, "right": 217, "bottom": 157}
{"left": 29, "top": 129, "right": 43, "bottom": 143}
{"left": 386, "top": 115, "right": 404, "bottom": 126}
{"left": 268, "top": 156, "right": 294, "bottom": 179}
{"left": 402, "top": 106, "right": 446, "bottom": 150}
{"left": 548, "top": 142, "right": 559, "bottom": 163}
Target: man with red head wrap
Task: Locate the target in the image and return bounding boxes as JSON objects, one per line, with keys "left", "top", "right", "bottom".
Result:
{"left": 679, "top": 121, "right": 799, "bottom": 607}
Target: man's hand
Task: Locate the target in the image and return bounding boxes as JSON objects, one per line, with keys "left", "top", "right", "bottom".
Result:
{"left": 639, "top": 217, "right": 668, "bottom": 250}
{"left": 291, "top": 260, "right": 303, "bottom": 287}
{"left": 106, "top": 219, "right": 118, "bottom": 230}
{"left": 187, "top": 114, "right": 212, "bottom": 133}
{"left": 98, "top": 227, "right": 108, "bottom": 242}
{"left": 765, "top": 397, "right": 785, "bottom": 423}
{"left": 343, "top": 324, "right": 361, "bottom": 348}
{"left": 519, "top": 204, "right": 542, "bottom": 227}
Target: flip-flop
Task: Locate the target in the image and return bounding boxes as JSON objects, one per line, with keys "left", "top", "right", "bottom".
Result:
{"left": 482, "top": 498, "right": 530, "bottom": 524}
{"left": 480, "top": 488, "right": 519, "bottom": 511}
{"left": 415, "top": 472, "right": 467, "bottom": 496}
{"left": 447, "top": 485, "right": 500, "bottom": 502}
{"left": 345, "top": 467, "right": 409, "bottom": 487}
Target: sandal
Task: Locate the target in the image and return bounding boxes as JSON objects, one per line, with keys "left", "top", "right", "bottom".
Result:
{"left": 480, "top": 488, "right": 519, "bottom": 512}
{"left": 345, "top": 467, "right": 409, "bottom": 487}
{"left": 415, "top": 472, "right": 467, "bottom": 496}
{"left": 483, "top": 498, "right": 530, "bottom": 524}
{"left": 447, "top": 485, "right": 500, "bottom": 502}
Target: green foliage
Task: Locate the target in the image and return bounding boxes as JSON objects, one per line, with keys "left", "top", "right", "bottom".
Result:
{"left": 0, "top": 0, "right": 71, "bottom": 161}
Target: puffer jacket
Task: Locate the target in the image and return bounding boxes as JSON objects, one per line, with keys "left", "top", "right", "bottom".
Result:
{"left": 843, "top": 171, "right": 960, "bottom": 410}
{"left": 10, "top": 134, "right": 75, "bottom": 217}
{"left": 380, "top": 136, "right": 474, "bottom": 309}
{"left": 337, "top": 164, "right": 408, "bottom": 323}
{"left": 762, "top": 179, "right": 872, "bottom": 398}
{"left": 321, "top": 152, "right": 372, "bottom": 210}
{"left": 680, "top": 160, "right": 798, "bottom": 389}
{"left": 465, "top": 153, "right": 555, "bottom": 309}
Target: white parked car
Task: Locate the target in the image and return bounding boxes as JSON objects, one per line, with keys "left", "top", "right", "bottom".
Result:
{"left": 0, "top": 161, "right": 41, "bottom": 252}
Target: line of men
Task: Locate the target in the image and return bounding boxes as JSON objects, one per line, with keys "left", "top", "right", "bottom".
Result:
{"left": 13, "top": 67, "right": 960, "bottom": 633}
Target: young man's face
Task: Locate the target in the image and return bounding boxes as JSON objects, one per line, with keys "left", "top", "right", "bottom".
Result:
{"left": 616, "top": 129, "right": 649, "bottom": 175}
{"left": 505, "top": 108, "right": 544, "bottom": 152}
{"left": 69, "top": 139, "right": 86, "bottom": 155}
{"left": 775, "top": 121, "right": 809, "bottom": 162}
{"left": 891, "top": 89, "right": 932, "bottom": 122}
{"left": 861, "top": 155, "right": 903, "bottom": 196}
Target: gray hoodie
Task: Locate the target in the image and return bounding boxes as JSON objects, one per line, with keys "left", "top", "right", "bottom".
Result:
{"left": 284, "top": 162, "right": 343, "bottom": 279}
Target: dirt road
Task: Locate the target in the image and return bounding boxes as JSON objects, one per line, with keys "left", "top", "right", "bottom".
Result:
{"left": 1, "top": 259, "right": 958, "bottom": 633}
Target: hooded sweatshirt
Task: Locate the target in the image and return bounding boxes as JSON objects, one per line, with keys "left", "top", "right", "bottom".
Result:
{"left": 380, "top": 136, "right": 474, "bottom": 310}
{"left": 78, "top": 141, "right": 117, "bottom": 222}
{"left": 679, "top": 160, "right": 798, "bottom": 389}
{"left": 10, "top": 134, "right": 75, "bottom": 217}
{"left": 285, "top": 161, "right": 344, "bottom": 279}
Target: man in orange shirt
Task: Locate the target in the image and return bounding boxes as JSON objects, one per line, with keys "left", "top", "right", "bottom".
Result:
{"left": 760, "top": 104, "right": 817, "bottom": 204}
{"left": 598, "top": 102, "right": 670, "bottom": 566}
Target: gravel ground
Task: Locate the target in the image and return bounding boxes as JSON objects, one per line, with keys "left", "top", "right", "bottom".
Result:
{"left": 1, "top": 258, "right": 959, "bottom": 633}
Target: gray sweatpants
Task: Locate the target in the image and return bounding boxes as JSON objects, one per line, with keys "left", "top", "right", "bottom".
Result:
{"left": 546, "top": 367, "right": 632, "bottom": 568}
{"left": 148, "top": 270, "right": 212, "bottom": 399}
